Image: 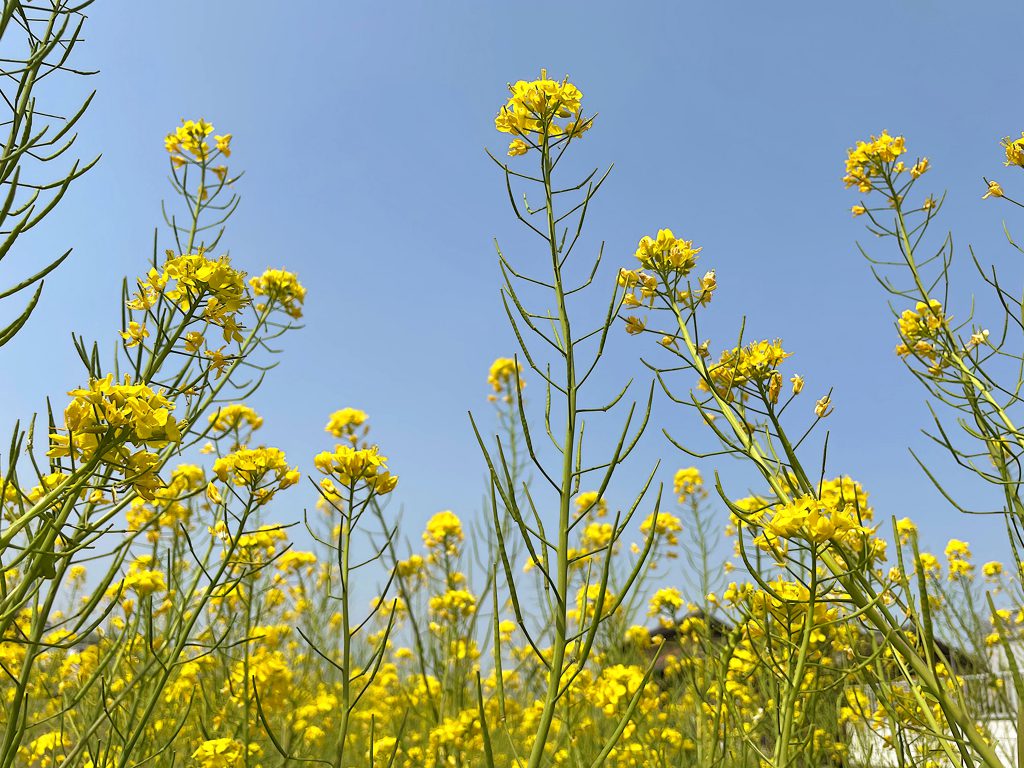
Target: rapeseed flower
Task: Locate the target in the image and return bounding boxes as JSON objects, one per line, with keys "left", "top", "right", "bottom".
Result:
{"left": 843, "top": 131, "right": 907, "bottom": 192}
{"left": 249, "top": 268, "right": 306, "bottom": 319}
{"left": 423, "top": 510, "right": 464, "bottom": 553}
{"left": 495, "top": 69, "right": 592, "bottom": 155}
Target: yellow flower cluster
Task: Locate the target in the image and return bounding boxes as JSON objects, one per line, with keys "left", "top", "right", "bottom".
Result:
{"left": 673, "top": 467, "right": 703, "bottom": 502}
{"left": 618, "top": 268, "right": 659, "bottom": 308}
{"left": 487, "top": 357, "right": 525, "bottom": 394}
{"left": 575, "top": 491, "right": 608, "bottom": 518}
{"left": 495, "top": 70, "right": 592, "bottom": 156}
{"left": 762, "top": 493, "right": 875, "bottom": 548}
{"left": 314, "top": 444, "right": 397, "bottom": 495}
{"left": 428, "top": 588, "right": 477, "bottom": 623}
{"left": 1002, "top": 132, "right": 1024, "bottom": 167}
{"left": 983, "top": 560, "right": 1003, "bottom": 579}
{"left": 843, "top": 130, "right": 907, "bottom": 192}
{"left": 648, "top": 586, "right": 685, "bottom": 617}
{"left": 422, "top": 510, "right": 464, "bottom": 554}
{"left": 227, "top": 646, "right": 292, "bottom": 705}
{"left": 818, "top": 476, "right": 872, "bottom": 518}
{"left": 49, "top": 375, "right": 181, "bottom": 457}
{"left": 581, "top": 522, "right": 614, "bottom": 550}
{"left": 209, "top": 403, "right": 263, "bottom": 434}
{"left": 47, "top": 374, "right": 182, "bottom": 499}
{"left": 191, "top": 738, "right": 245, "bottom": 768}
{"left": 127, "top": 250, "right": 249, "bottom": 348}
{"left": 634, "top": 229, "right": 702, "bottom": 276}
{"left": 120, "top": 320, "right": 148, "bottom": 348}
{"left": 640, "top": 510, "right": 683, "bottom": 547}
{"left": 945, "top": 538, "right": 973, "bottom": 579}
{"left": 110, "top": 556, "right": 167, "bottom": 600}
{"left": 249, "top": 268, "right": 306, "bottom": 319}
{"left": 164, "top": 118, "right": 231, "bottom": 164}
{"left": 212, "top": 447, "right": 300, "bottom": 505}
{"left": 574, "top": 583, "right": 617, "bottom": 621}
{"left": 324, "top": 407, "right": 369, "bottom": 443}
{"left": 19, "top": 732, "right": 69, "bottom": 768}
{"left": 125, "top": 463, "right": 205, "bottom": 541}
{"left": 704, "top": 340, "right": 791, "bottom": 400}
{"left": 917, "top": 551, "right": 942, "bottom": 578}
{"left": 590, "top": 664, "right": 645, "bottom": 716}
{"left": 748, "top": 579, "right": 840, "bottom": 648}
{"left": 895, "top": 299, "right": 947, "bottom": 373}
{"left": 234, "top": 524, "right": 288, "bottom": 560}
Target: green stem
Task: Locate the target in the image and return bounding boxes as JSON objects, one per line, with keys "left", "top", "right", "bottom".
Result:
{"left": 524, "top": 124, "right": 577, "bottom": 768}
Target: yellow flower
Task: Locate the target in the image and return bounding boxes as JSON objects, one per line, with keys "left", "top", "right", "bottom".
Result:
{"left": 575, "top": 491, "right": 607, "bottom": 518}
{"left": 910, "top": 157, "right": 930, "bottom": 178}
{"left": 213, "top": 446, "right": 300, "bottom": 504}
{"left": 702, "top": 339, "right": 790, "bottom": 400}
{"left": 640, "top": 510, "right": 683, "bottom": 546}
{"left": 699, "top": 269, "right": 717, "bottom": 305}
{"left": 968, "top": 329, "right": 990, "bottom": 349}
{"left": 767, "top": 370, "right": 784, "bottom": 404}
{"left": 624, "top": 315, "right": 646, "bottom": 335}
{"left": 591, "top": 664, "right": 645, "bottom": 716}
{"left": 429, "top": 588, "right": 477, "bottom": 622}
{"left": 276, "top": 550, "right": 317, "bottom": 573}
{"left": 581, "top": 522, "right": 614, "bottom": 550}
{"left": 127, "top": 250, "right": 249, "bottom": 337}
{"left": 314, "top": 443, "right": 397, "bottom": 495}
{"left": 397, "top": 553, "right": 425, "bottom": 578}
{"left": 214, "top": 133, "right": 232, "bottom": 156}
{"left": 249, "top": 268, "right": 306, "bottom": 319}
{"left": 843, "top": 131, "right": 907, "bottom": 192}
{"left": 108, "top": 556, "right": 167, "bottom": 599}
{"left": 944, "top": 538, "right": 973, "bottom": 579}
{"left": 20, "top": 732, "right": 70, "bottom": 768}
{"left": 165, "top": 118, "right": 215, "bottom": 162}
{"left": 1002, "top": 132, "right": 1024, "bottom": 168}
{"left": 575, "top": 583, "right": 617, "bottom": 621}
{"left": 498, "top": 619, "right": 516, "bottom": 642}
{"left": 184, "top": 331, "right": 204, "bottom": 353}
{"left": 762, "top": 484, "right": 876, "bottom": 552}
{"left": 895, "top": 300, "right": 948, "bottom": 373}
{"left": 673, "top": 467, "right": 703, "bottom": 501}
{"left": 895, "top": 517, "right": 917, "bottom": 544}
{"left": 648, "top": 586, "right": 684, "bottom": 616}
{"left": 487, "top": 357, "right": 525, "bottom": 393}
{"left": 918, "top": 552, "right": 941, "bottom": 578}
{"left": 814, "top": 394, "right": 832, "bottom": 418}
{"left": 634, "top": 229, "right": 702, "bottom": 276}
{"left": 209, "top": 403, "right": 263, "bottom": 433}
{"left": 46, "top": 375, "right": 182, "bottom": 499}
{"left": 423, "top": 510, "right": 464, "bottom": 553}
{"left": 982, "top": 180, "right": 1004, "bottom": 199}
{"left": 234, "top": 525, "right": 288, "bottom": 561}
{"left": 495, "top": 69, "right": 591, "bottom": 145}
{"left": 120, "top": 321, "right": 149, "bottom": 347}
{"left": 325, "top": 407, "right": 369, "bottom": 439}
{"left": 851, "top": 205, "right": 866, "bottom": 216}
{"left": 983, "top": 561, "right": 1003, "bottom": 579}
{"left": 624, "top": 625, "right": 651, "bottom": 645}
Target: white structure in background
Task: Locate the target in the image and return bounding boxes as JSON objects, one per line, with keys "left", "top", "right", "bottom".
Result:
{"left": 847, "top": 641, "right": 1021, "bottom": 767}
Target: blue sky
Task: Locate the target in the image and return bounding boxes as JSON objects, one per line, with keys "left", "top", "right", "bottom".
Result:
{"left": 4, "top": 1, "right": 1024, "bottom": 572}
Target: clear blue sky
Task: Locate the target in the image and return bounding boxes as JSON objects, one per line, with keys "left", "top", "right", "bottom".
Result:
{"left": 3, "top": 1, "right": 1024, "bottom": 570}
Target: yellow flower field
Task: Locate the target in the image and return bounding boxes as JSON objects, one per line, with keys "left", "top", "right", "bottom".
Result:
{"left": 5, "top": 7, "right": 1024, "bottom": 768}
